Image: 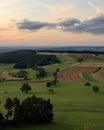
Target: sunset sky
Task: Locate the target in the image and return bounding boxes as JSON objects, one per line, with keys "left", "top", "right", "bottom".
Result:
{"left": 0, "top": 0, "right": 104, "bottom": 46}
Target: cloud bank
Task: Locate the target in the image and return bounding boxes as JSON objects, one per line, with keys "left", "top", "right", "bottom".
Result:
{"left": 17, "top": 19, "right": 55, "bottom": 30}
{"left": 17, "top": 15, "right": 104, "bottom": 35}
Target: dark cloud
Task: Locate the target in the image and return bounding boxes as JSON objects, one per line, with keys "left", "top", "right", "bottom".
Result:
{"left": 59, "top": 18, "right": 80, "bottom": 27}
{"left": 60, "top": 15, "right": 104, "bottom": 34}
{"left": 17, "top": 19, "right": 55, "bottom": 31}
{"left": 17, "top": 15, "right": 104, "bottom": 34}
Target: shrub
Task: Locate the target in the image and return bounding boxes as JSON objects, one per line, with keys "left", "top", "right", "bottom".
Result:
{"left": 85, "top": 82, "right": 91, "bottom": 86}
{"left": 20, "top": 83, "right": 31, "bottom": 93}
{"left": 93, "top": 86, "right": 99, "bottom": 93}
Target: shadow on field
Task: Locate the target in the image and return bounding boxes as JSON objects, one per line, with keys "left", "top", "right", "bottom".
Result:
{"left": 4, "top": 122, "right": 82, "bottom": 130}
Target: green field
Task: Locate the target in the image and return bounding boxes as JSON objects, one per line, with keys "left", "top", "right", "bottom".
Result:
{"left": 82, "top": 72, "right": 96, "bottom": 82}
{"left": 1, "top": 81, "right": 104, "bottom": 130}
{"left": 0, "top": 53, "right": 104, "bottom": 130}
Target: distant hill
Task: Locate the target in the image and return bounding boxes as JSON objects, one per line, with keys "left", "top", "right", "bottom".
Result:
{"left": 0, "top": 50, "right": 60, "bottom": 69}
{"left": 0, "top": 46, "right": 104, "bottom": 53}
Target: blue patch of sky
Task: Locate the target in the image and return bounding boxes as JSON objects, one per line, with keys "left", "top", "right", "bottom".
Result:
{"left": 92, "top": 0, "right": 104, "bottom": 8}
{"left": 65, "top": 0, "right": 90, "bottom": 9}
{"left": 7, "top": 0, "right": 50, "bottom": 20}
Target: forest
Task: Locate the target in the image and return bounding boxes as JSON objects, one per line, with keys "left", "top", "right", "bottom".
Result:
{"left": 0, "top": 50, "right": 60, "bottom": 69}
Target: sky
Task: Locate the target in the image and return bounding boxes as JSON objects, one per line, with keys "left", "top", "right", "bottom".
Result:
{"left": 0, "top": 0, "right": 104, "bottom": 46}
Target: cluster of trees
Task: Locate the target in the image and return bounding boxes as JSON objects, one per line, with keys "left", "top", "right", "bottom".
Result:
{"left": 46, "top": 68, "right": 60, "bottom": 87}
{"left": 0, "top": 50, "right": 60, "bottom": 69}
{"left": 11, "top": 69, "right": 28, "bottom": 80}
{"left": 35, "top": 68, "right": 46, "bottom": 79}
{"left": 0, "top": 96, "right": 53, "bottom": 126}
{"left": 53, "top": 68, "right": 59, "bottom": 78}
{"left": 53, "top": 68, "right": 59, "bottom": 83}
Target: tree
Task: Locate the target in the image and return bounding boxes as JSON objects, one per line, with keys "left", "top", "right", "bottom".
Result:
{"left": 46, "top": 82, "right": 52, "bottom": 87}
{"left": 13, "top": 98, "right": 22, "bottom": 124}
{"left": 13, "top": 96, "right": 54, "bottom": 124}
{"left": 93, "top": 86, "right": 99, "bottom": 93}
{"left": 17, "top": 69, "right": 28, "bottom": 79}
{"left": 3, "top": 96, "right": 54, "bottom": 125}
{"left": 0, "top": 113, "right": 4, "bottom": 126}
{"left": 36, "top": 68, "right": 46, "bottom": 79}
{"left": 20, "top": 83, "right": 31, "bottom": 93}
{"left": 85, "top": 82, "right": 91, "bottom": 86}
{"left": 56, "top": 68, "right": 60, "bottom": 72}
{"left": 4, "top": 98, "right": 14, "bottom": 120}
{"left": 53, "top": 68, "right": 59, "bottom": 84}
{"left": 77, "top": 57, "right": 83, "bottom": 63}
{"left": 13, "top": 97, "right": 20, "bottom": 107}
{"left": 52, "top": 79, "right": 57, "bottom": 85}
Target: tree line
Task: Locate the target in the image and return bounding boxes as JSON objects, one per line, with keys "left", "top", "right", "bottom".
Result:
{"left": 0, "top": 50, "right": 60, "bottom": 69}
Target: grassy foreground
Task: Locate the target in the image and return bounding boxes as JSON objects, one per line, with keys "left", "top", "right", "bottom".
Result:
{"left": 0, "top": 81, "right": 104, "bottom": 130}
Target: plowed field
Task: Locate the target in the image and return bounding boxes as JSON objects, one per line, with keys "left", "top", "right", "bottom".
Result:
{"left": 58, "top": 67, "right": 100, "bottom": 82}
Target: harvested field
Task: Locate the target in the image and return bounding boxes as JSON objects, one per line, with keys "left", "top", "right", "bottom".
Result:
{"left": 58, "top": 67, "right": 100, "bottom": 82}
{"left": 91, "top": 73, "right": 104, "bottom": 81}
{"left": 1, "top": 72, "right": 24, "bottom": 81}
{"left": 69, "top": 54, "right": 96, "bottom": 60}
{"left": 91, "top": 68, "right": 104, "bottom": 81}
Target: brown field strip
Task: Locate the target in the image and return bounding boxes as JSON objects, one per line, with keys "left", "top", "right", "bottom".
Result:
{"left": 68, "top": 54, "right": 96, "bottom": 60}
{"left": 58, "top": 67, "right": 101, "bottom": 82}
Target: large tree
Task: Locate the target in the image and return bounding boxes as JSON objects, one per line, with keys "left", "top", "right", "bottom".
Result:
{"left": 4, "top": 98, "right": 14, "bottom": 120}
{"left": 0, "top": 113, "right": 4, "bottom": 126}
{"left": 13, "top": 96, "right": 54, "bottom": 124}
{"left": 20, "top": 83, "right": 31, "bottom": 93}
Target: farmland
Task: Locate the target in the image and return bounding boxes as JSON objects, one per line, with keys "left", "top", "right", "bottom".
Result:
{"left": 0, "top": 51, "right": 104, "bottom": 130}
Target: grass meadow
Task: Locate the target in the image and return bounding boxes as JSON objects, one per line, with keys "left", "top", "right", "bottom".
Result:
{"left": 0, "top": 53, "right": 104, "bottom": 130}
{"left": 0, "top": 81, "right": 104, "bottom": 130}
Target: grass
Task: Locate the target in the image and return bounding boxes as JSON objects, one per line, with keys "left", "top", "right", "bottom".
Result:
{"left": 100, "top": 68, "right": 104, "bottom": 78}
{"left": 43, "top": 53, "right": 75, "bottom": 79}
{"left": 82, "top": 73, "right": 96, "bottom": 82}
{"left": 101, "top": 73, "right": 104, "bottom": 78}
{"left": 84, "top": 54, "right": 104, "bottom": 63}
{"left": 0, "top": 82, "right": 104, "bottom": 130}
